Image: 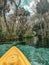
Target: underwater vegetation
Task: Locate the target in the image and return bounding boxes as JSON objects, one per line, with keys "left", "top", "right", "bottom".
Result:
{"left": 0, "top": 42, "right": 49, "bottom": 65}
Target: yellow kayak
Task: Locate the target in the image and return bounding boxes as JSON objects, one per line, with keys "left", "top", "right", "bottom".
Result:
{"left": 0, "top": 46, "right": 31, "bottom": 65}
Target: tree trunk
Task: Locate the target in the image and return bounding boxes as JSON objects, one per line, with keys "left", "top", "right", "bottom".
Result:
{"left": 3, "top": 9, "right": 9, "bottom": 32}
{"left": 43, "top": 15, "right": 47, "bottom": 45}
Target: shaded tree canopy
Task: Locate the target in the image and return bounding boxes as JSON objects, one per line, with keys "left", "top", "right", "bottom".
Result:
{"left": 36, "top": 0, "right": 49, "bottom": 14}
{"left": 0, "top": 0, "right": 7, "bottom": 11}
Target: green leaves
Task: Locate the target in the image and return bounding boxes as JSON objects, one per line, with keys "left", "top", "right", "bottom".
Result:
{"left": 36, "top": 0, "right": 49, "bottom": 14}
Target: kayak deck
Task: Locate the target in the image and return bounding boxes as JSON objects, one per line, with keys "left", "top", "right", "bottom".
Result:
{"left": 0, "top": 46, "right": 31, "bottom": 65}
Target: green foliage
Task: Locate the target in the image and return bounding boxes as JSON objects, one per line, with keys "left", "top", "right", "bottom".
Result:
{"left": 36, "top": 0, "right": 49, "bottom": 14}
{"left": 24, "top": 30, "right": 34, "bottom": 37}
{"left": 0, "top": 27, "right": 2, "bottom": 36}
{"left": 33, "top": 23, "right": 42, "bottom": 36}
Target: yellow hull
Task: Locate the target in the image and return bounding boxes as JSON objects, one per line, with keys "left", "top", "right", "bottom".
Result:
{"left": 0, "top": 46, "right": 31, "bottom": 65}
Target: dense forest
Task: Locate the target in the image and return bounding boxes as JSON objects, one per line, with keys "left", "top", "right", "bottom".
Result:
{"left": 0, "top": 0, "right": 49, "bottom": 46}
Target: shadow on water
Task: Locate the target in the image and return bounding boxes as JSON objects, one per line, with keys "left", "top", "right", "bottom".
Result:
{"left": 18, "top": 37, "right": 49, "bottom": 48}
{"left": 0, "top": 36, "right": 49, "bottom": 48}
